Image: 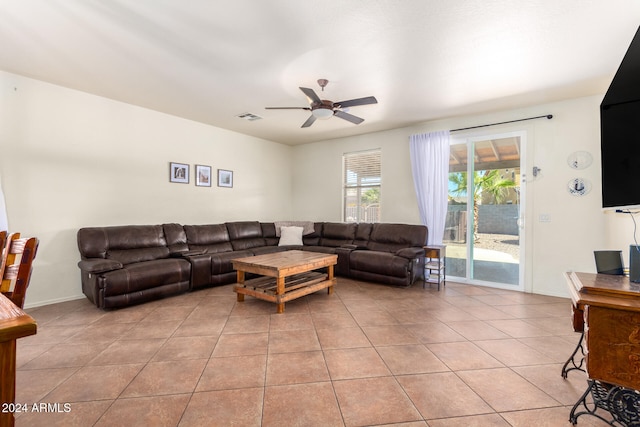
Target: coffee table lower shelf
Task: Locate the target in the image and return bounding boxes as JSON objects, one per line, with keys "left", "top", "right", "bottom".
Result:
{"left": 234, "top": 271, "right": 336, "bottom": 313}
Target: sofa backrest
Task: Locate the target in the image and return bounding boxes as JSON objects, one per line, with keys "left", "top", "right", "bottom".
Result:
{"left": 367, "top": 223, "right": 428, "bottom": 252}
{"left": 226, "top": 221, "right": 266, "bottom": 251}
{"left": 163, "top": 223, "right": 188, "bottom": 252}
{"left": 319, "top": 222, "right": 357, "bottom": 247}
{"left": 77, "top": 225, "right": 170, "bottom": 264}
{"left": 184, "top": 224, "right": 233, "bottom": 254}
{"left": 261, "top": 223, "right": 279, "bottom": 246}
{"left": 353, "top": 223, "right": 374, "bottom": 247}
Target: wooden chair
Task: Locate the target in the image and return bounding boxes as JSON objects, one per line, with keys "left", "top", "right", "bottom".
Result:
{"left": 1, "top": 234, "right": 39, "bottom": 308}
{"left": 0, "top": 231, "right": 6, "bottom": 263}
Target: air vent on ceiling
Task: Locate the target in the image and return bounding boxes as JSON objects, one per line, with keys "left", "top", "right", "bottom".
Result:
{"left": 236, "top": 112, "right": 263, "bottom": 121}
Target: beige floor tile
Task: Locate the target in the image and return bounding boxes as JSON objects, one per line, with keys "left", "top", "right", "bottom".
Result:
{"left": 447, "top": 320, "right": 510, "bottom": 340}
{"left": 15, "top": 279, "right": 588, "bottom": 427}
{"left": 179, "top": 388, "right": 263, "bottom": 427}
{"left": 21, "top": 342, "right": 110, "bottom": 369}
{"left": 486, "top": 318, "right": 554, "bottom": 338}
{"left": 311, "top": 311, "right": 358, "bottom": 329}
{"left": 15, "top": 400, "right": 113, "bottom": 427}
{"left": 474, "top": 338, "right": 555, "bottom": 366}
{"left": 457, "top": 367, "right": 560, "bottom": 412}
{"left": 88, "top": 338, "right": 165, "bottom": 365}
{"left": 268, "top": 328, "right": 321, "bottom": 353}
{"left": 362, "top": 324, "right": 420, "bottom": 346}
{"left": 398, "top": 372, "right": 493, "bottom": 419}
{"left": 334, "top": 376, "right": 422, "bottom": 426}
{"left": 211, "top": 332, "right": 269, "bottom": 357}
{"left": 427, "top": 413, "right": 511, "bottom": 426}
{"left": 196, "top": 354, "right": 267, "bottom": 391}
{"left": 121, "top": 359, "right": 207, "bottom": 397}
{"left": 324, "top": 347, "right": 391, "bottom": 380}
{"left": 427, "top": 341, "right": 504, "bottom": 371}
{"left": 350, "top": 309, "right": 399, "bottom": 326}
{"left": 172, "top": 316, "right": 227, "bottom": 337}
{"left": 16, "top": 367, "right": 78, "bottom": 404}
{"left": 268, "top": 312, "right": 314, "bottom": 331}
{"left": 45, "top": 363, "right": 144, "bottom": 402}
{"left": 151, "top": 336, "right": 218, "bottom": 361}
{"left": 263, "top": 382, "right": 343, "bottom": 427}
{"left": 316, "top": 326, "right": 372, "bottom": 349}
{"left": 405, "top": 322, "right": 467, "bottom": 344}
{"left": 376, "top": 344, "right": 449, "bottom": 375}
{"left": 266, "top": 351, "right": 330, "bottom": 385}
{"left": 513, "top": 364, "right": 590, "bottom": 406}
{"left": 500, "top": 406, "right": 611, "bottom": 426}
{"left": 94, "top": 394, "right": 190, "bottom": 427}
{"left": 222, "top": 314, "right": 270, "bottom": 334}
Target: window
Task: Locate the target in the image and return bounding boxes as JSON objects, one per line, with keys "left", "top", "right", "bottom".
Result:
{"left": 343, "top": 149, "right": 381, "bottom": 223}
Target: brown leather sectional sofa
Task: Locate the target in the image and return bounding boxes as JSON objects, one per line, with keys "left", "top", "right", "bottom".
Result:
{"left": 77, "top": 221, "right": 428, "bottom": 309}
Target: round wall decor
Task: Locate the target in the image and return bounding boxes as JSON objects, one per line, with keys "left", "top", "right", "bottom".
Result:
{"left": 567, "top": 151, "right": 593, "bottom": 170}
{"left": 567, "top": 177, "right": 591, "bottom": 196}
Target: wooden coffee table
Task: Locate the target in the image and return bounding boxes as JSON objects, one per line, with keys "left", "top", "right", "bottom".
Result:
{"left": 232, "top": 250, "right": 337, "bottom": 313}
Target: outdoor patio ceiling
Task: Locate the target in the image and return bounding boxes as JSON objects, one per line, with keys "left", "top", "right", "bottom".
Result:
{"left": 449, "top": 137, "right": 521, "bottom": 172}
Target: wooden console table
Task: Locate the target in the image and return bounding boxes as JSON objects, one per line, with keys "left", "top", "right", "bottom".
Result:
{"left": 564, "top": 271, "right": 640, "bottom": 426}
{"left": 0, "top": 293, "right": 37, "bottom": 427}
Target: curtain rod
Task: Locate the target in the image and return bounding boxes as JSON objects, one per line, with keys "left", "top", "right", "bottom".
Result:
{"left": 450, "top": 114, "right": 553, "bottom": 132}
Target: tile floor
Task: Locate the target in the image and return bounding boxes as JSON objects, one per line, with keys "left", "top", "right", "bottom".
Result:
{"left": 14, "top": 278, "right": 611, "bottom": 426}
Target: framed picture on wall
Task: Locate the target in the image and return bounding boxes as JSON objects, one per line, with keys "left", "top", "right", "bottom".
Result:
{"left": 169, "top": 162, "right": 189, "bottom": 184}
{"left": 217, "top": 169, "right": 233, "bottom": 188}
{"left": 195, "top": 165, "right": 212, "bottom": 187}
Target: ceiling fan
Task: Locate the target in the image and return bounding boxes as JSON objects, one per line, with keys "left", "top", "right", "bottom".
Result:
{"left": 266, "top": 79, "right": 377, "bottom": 128}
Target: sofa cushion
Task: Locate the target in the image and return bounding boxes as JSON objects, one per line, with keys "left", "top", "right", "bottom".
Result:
{"left": 163, "top": 223, "right": 188, "bottom": 253}
{"left": 367, "top": 223, "right": 427, "bottom": 252}
{"left": 320, "top": 222, "right": 356, "bottom": 247}
{"left": 226, "top": 221, "right": 267, "bottom": 251}
{"left": 354, "top": 223, "right": 373, "bottom": 248}
{"left": 99, "top": 258, "right": 191, "bottom": 296}
{"left": 210, "top": 250, "right": 254, "bottom": 275}
{"left": 107, "top": 247, "right": 170, "bottom": 265}
{"left": 350, "top": 250, "right": 409, "bottom": 277}
{"left": 78, "top": 225, "right": 167, "bottom": 259}
{"left": 279, "top": 226, "right": 304, "bottom": 246}
{"left": 184, "top": 224, "right": 233, "bottom": 253}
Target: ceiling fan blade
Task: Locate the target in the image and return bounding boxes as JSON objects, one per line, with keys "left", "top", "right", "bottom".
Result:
{"left": 299, "top": 87, "right": 322, "bottom": 104}
{"left": 334, "top": 110, "right": 364, "bottom": 125}
{"left": 335, "top": 96, "right": 378, "bottom": 109}
{"left": 301, "top": 115, "right": 317, "bottom": 128}
{"left": 265, "top": 107, "right": 311, "bottom": 110}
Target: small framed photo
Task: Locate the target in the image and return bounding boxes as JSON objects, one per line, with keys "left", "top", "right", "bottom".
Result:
{"left": 217, "top": 169, "right": 233, "bottom": 188}
{"left": 169, "top": 162, "right": 189, "bottom": 184}
{"left": 195, "top": 165, "right": 212, "bottom": 187}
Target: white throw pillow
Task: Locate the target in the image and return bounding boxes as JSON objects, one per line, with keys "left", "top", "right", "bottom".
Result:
{"left": 278, "top": 226, "right": 304, "bottom": 246}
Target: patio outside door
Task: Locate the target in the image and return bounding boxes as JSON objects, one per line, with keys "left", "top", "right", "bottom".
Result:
{"left": 445, "top": 132, "right": 525, "bottom": 290}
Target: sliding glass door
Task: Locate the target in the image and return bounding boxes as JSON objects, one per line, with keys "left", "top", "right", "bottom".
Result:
{"left": 445, "top": 132, "right": 525, "bottom": 289}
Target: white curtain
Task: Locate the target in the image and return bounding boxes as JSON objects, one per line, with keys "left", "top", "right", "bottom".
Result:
{"left": 410, "top": 130, "right": 450, "bottom": 245}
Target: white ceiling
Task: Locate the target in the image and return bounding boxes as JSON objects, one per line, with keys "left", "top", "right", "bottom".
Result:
{"left": 1, "top": 1, "right": 639, "bottom": 145}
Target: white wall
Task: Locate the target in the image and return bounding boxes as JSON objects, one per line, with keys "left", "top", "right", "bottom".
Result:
{"left": 0, "top": 71, "right": 293, "bottom": 308}
{"left": 1, "top": 68, "right": 626, "bottom": 304}
{"left": 292, "top": 95, "right": 609, "bottom": 297}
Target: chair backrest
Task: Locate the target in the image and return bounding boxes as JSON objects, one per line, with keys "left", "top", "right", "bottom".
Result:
{"left": 0, "top": 231, "right": 6, "bottom": 267}
{"left": 1, "top": 235, "right": 38, "bottom": 308}
{"left": 0, "top": 232, "right": 19, "bottom": 289}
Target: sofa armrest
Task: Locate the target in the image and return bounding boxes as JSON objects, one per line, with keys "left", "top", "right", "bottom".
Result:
{"left": 170, "top": 249, "right": 207, "bottom": 257}
{"left": 181, "top": 253, "right": 213, "bottom": 289}
{"left": 77, "top": 259, "right": 123, "bottom": 274}
{"left": 395, "top": 247, "right": 425, "bottom": 259}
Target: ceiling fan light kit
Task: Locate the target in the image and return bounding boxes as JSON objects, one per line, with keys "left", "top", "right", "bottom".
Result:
{"left": 266, "top": 79, "right": 377, "bottom": 128}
